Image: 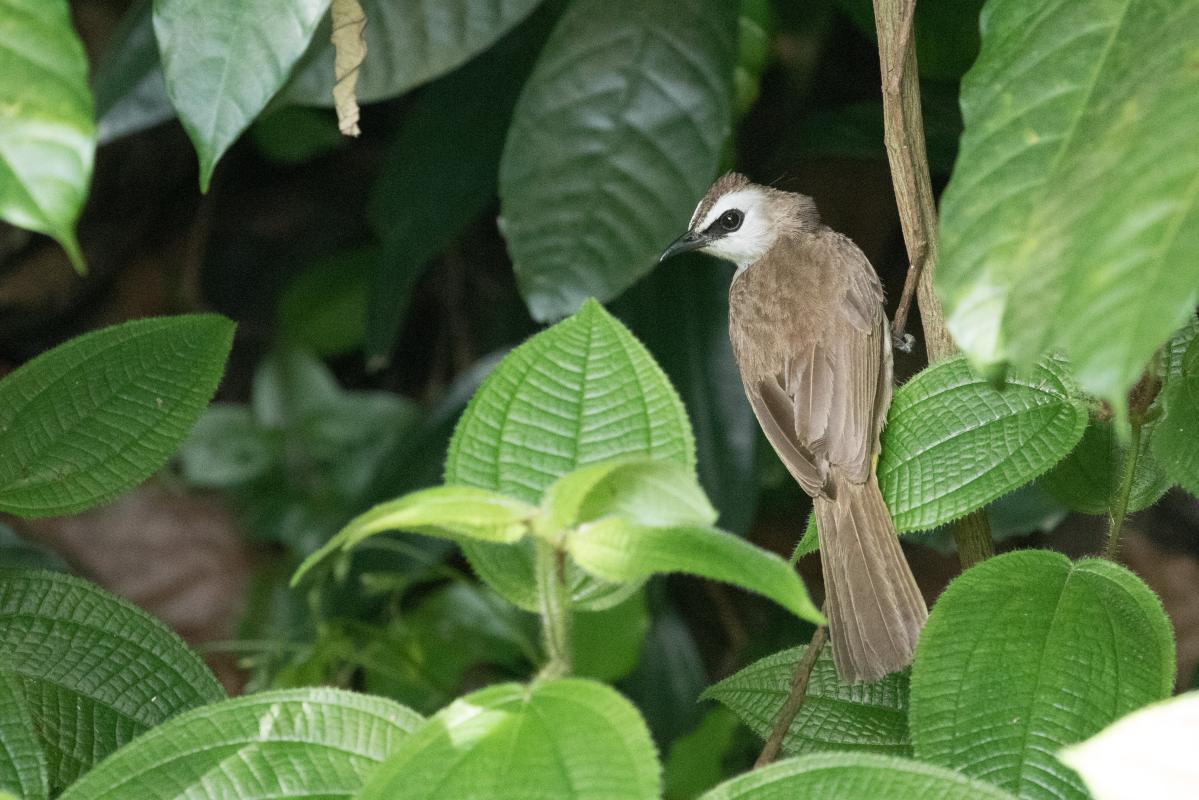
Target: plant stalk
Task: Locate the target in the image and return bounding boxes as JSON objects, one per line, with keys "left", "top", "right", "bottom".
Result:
{"left": 535, "top": 539, "right": 572, "bottom": 679}
{"left": 754, "top": 625, "right": 827, "bottom": 769}
{"left": 872, "top": 0, "right": 993, "bottom": 567}
{"left": 1104, "top": 420, "right": 1143, "bottom": 561}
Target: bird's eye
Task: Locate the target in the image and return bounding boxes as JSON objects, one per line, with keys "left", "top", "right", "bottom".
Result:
{"left": 719, "top": 209, "right": 744, "bottom": 232}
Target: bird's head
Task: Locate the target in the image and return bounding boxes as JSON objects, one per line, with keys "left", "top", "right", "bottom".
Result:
{"left": 659, "top": 172, "right": 819, "bottom": 270}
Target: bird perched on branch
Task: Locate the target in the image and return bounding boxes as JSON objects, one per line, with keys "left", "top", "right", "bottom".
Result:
{"left": 660, "top": 172, "right": 927, "bottom": 683}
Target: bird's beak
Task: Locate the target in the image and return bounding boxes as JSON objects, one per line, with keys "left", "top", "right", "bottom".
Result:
{"left": 659, "top": 230, "right": 711, "bottom": 262}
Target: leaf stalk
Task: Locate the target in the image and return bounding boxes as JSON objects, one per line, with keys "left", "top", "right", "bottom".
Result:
{"left": 535, "top": 538, "right": 572, "bottom": 679}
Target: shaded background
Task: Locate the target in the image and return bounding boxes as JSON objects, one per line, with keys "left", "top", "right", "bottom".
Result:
{"left": 3, "top": 0, "right": 1197, "bottom": 791}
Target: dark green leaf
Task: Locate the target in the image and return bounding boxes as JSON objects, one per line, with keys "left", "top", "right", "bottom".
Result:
{"left": 1043, "top": 419, "right": 1171, "bottom": 514}
{"left": 621, "top": 601, "right": 707, "bottom": 748}
{"left": 445, "top": 299, "right": 695, "bottom": 610}
{"left": 153, "top": 0, "right": 331, "bottom": 191}
{"left": 700, "top": 752, "right": 1017, "bottom": 800}
{"left": 92, "top": 0, "right": 173, "bottom": 144}
{"left": 58, "top": 688, "right": 421, "bottom": 800}
{"left": 499, "top": 0, "right": 737, "bottom": 320}
{"left": 0, "top": 570, "right": 225, "bottom": 790}
{"left": 704, "top": 646, "right": 910, "bottom": 756}
{"left": 251, "top": 106, "right": 344, "bottom": 164}
{"left": 1153, "top": 334, "right": 1199, "bottom": 496}
{"left": 283, "top": 0, "right": 545, "bottom": 106}
{"left": 615, "top": 255, "right": 760, "bottom": 534}
{"left": 662, "top": 708, "right": 741, "bottom": 800}
{"left": 833, "top": 0, "right": 985, "bottom": 81}
{"left": 0, "top": 315, "right": 234, "bottom": 517}
{"left": 936, "top": 0, "right": 1199, "bottom": 416}
{"left": 251, "top": 347, "right": 341, "bottom": 429}
{"left": 0, "top": 670, "right": 46, "bottom": 800}
{"left": 359, "top": 678, "right": 661, "bottom": 799}
{"left": 0, "top": 0, "right": 94, "bottom": 268}
{"left": 363, "top": 5, "right": 558, "bottom": 365}
{"left": 278, "top": 246, "right": 371, "bottom": 357}
{"left": 910, "top": 550, "right": 1175, "bottom": 800}
{"left": 572, "top": 589, "right": 649, "bottom": 683}
{"left": 568, "top": 520, "right": 822, "bottom": 623}
{"left": 0, "top": 526, "right": 67, "bottom": 573}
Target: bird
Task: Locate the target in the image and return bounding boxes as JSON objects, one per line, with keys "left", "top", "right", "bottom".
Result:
{"left": 660, "top": 171, "right": 927, "bottom": 683}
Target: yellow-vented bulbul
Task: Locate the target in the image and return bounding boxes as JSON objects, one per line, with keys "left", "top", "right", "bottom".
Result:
{"left": 660, "top": 172, "right": 927, "bottom": 683}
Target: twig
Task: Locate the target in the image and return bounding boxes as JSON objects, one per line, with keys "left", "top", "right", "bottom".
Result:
{"left": 1104, "top": 421, "right": 1142, "bottom": 561}
{"left": 754, "top": 625, "right": 827, "bottom": 768}
{"left": 872, "top": 0, "right": 993, "bottom": 566}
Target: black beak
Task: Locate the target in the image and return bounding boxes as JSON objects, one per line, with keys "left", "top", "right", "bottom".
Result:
{"left": 659, "top": 230, "right": 711, "bottom": 262}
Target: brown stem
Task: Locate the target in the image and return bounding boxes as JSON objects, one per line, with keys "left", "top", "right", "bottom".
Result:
{"left": 754, "top": 625, "right": 827, "bottom": 769}
{"left": 873, "top": 0, "right": 993, "bottom": 566}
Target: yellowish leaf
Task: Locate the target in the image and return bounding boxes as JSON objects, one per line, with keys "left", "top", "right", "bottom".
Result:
{"left": 331, "top": 0, "right": 367, "bottom": 136}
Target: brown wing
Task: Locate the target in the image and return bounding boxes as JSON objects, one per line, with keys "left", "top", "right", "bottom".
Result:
{"left": 743, "top": 234, "right": 892, "bottom": 498}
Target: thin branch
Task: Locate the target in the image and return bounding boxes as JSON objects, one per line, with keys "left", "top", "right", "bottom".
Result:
{"left": 1104, "top": 420, "right": 1142, "bottom": 561}
{"left": 754, "top": 625, "right": 827, "bottom": 769}
{"left": 872, "top": 0, "right": 993, "bottom": 566}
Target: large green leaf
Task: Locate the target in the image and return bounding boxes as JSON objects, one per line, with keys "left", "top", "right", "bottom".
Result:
{"left": 292, "top": 486, "right": 539, "bottom": 585}
{"left": 363, "top": 3, "right": 558, "bottom": 366}
{"left": 153, "top": 0, "right": 331, "bottom": 191}
{"left": 569, "top": 519, "right": 822, "bottom": 623}
{"left": 0, "top": 0, "right": 95, "bottom": 269}
{"left": 0, "top": 315, "right": 233, "bottom": 517}
{"left": 878, "top": 355, "right": 1086, "bottom": 531}
{"left": 283, "top": 0, "right": 545, "bottom": 106}
{"left": 703, "top": 646, "right": 910, "bottom": 757}
{"left": 0, "top": 570, "right": 225, "bottom": 789}
{"left": 909, "top": 550, "right": 1175, "bottom": 800}
{"left": 1152, "top": 334, "right": 1199, "bottom": 496}
{"left": 936, "top": 0, "right": 1199, "bottom": 416}
{"left": 92, "top": 0, "right": 174, "bottom": 144}
{"left": 1042, "top": 418, "right": 1171, "bottom": 514}
{"left": 359, "top": 679, "right": 660, "bottom": 799}
{"left": 445, "top": 299, "right": 695, "bottom": 610}
{"left": 58, "top": 688, "right": 420, "bottom": 799}
{"left": 615, "top": 256, "right": 760, "bottom": 534}
{"left": 499, "top": 0, "right": 737, "bottom": 321}
{"left": 0, "top": 671, "right": 46, "bottom": 800}
{"left": 794, "top": 355, "right": 1085, "bottom": 557}
{"left": 700, "top": 752, "right": 1017, "bottom": 800}
{"left": 1059, "top": 691, "right": 1199, "bottom": 800}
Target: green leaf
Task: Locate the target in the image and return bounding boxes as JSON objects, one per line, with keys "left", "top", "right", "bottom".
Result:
{"left": 445, "top": 299, "right": 695, "bottom": 610}
{"left": 700, "top": 752, "right": 1017, "bottom": 800}
{"left": 568, "top": 520, "right": 822, "bottom": 624}
{"left": 0, "top": 525, "right": 67, "bottom": 573}
{"left": 499, "top": 0, "right": 737, "bottom": 321}
{"left": 0, "top": 670, "right": 47, "bottom": 800}
{"left": 571, "top": 589, "right": 649, "bottom": 683}
{"left": 1058, "top": 691, "right": 1199, "bottom": 800}
{"left": 359, "top": 678, "right": 661, "bottom": 800}
{"left": 1152, "top": 334, "right": 1199, "bottom": 496}
{"left": 662, "top": 708, "right": 741, "bottom": 800}
{"left": 153, "top": 0, "right": 331, "bottom": 191}
{"left": 363, "top": 5, "right": 558, "bottom": 367}
{"left": 615, "top": 255, "right": 760, "bottom": 535}
{"left": 542, "top": 458, "right": 716, "bottom": 533}
{"left": 0, "top": 315, "right": 234, "bottom": 517}
{"left": 292, "top": 486, "right": 539, "bottom": 585}
{"left": 936, "top": 0, "right": 1199, "bottom": 415}
{"left": 909, "top": 550, "right": 1175, "bottom": 800}
{"left": 703, "top": 646, "right": 910, "bottom": 757}
{"left": 58, "top": 688, "right": 421, "bottom": 800}
{"left": 794, "top": 354, "right": 1085, "bottom": 558}
{"left": 1043, "top": 418, "right": 1171, "bottom": 514}
{"left": 92, "top": 0, "right": 174, "bottom": 144}
{"left": 0, "top": 570, "right": 225, "bottom": 790}
{"left": 833, "top": 0, "right": 986, "bottom": 82}
{"left": 178, "top": 403, "right": 275, "bottom": 488}
{"left": 0, "top": 0, "right": 95, "bottom": 269}
{"left": 283, "top": 0, "right": 545, "bottom": 107}
{"left": 278, "top": 246, "right": 370, "bottom": 357}
{"left": 251, "top": 106, "right": 344, "bottom": 164}
{"left": 879, "top": 354, "right": 1086, "bottom": 530}
{"left": 622, "top": 601, "right": 707, "bottom": 747}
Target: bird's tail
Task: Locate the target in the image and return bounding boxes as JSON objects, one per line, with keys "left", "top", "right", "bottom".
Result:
{"left": 814, "top": 473, "right": 927, "bottom": 683}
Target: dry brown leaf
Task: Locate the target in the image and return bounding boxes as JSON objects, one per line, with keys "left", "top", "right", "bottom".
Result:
{"left": 331, "top": 0, "right": 367, "bottom": 136}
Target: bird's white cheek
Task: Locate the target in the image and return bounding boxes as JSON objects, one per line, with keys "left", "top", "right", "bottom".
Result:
{"left": 703, "top": 223, "right": 775, "bottom": 268}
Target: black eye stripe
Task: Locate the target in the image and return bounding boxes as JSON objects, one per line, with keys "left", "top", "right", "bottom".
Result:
{"left": 709, "top": 208, "right": 744, "bottom": 233}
